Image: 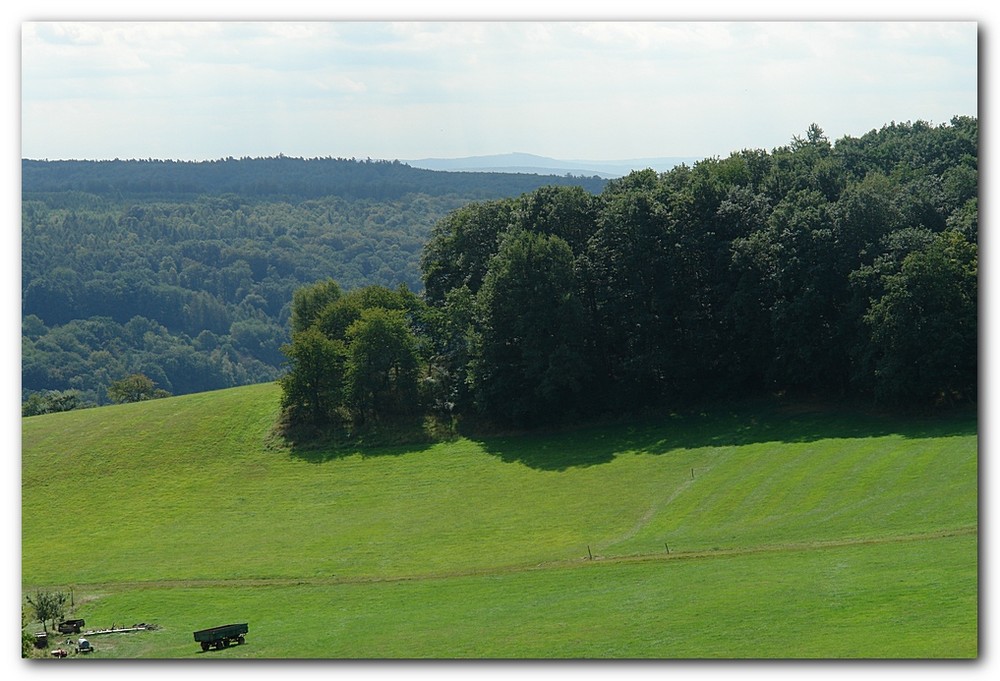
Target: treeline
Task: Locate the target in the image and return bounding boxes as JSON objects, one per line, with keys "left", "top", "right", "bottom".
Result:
{"left": 280, "top": 117, "right": 977, "bottom": 431}
{"left": 22, "top": 156, "right": 606, "bottom": 202}
{"left": 23, "top": 159, "right": 607, "bottom": 407}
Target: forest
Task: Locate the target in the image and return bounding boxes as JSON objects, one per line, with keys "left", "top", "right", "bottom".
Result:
{"left": 278, "top": 117, "right": 977, "bottom": 431}
{"left": 21, "top": 158, "right": 605, "bottom": 411}
{"left": 23, "top": 117, "right": 977, "bottom": 425}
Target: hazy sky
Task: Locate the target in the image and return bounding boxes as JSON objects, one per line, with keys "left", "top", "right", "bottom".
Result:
{"left": 20, "top": 20, "right": 977, "bottom": 162}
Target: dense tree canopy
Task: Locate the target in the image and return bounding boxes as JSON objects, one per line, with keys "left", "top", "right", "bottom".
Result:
{"left": 26, "top": 118, "right": 977, "bottom": 425}
{"left": 411, "top": 117, "right": 977, "bottom": 425}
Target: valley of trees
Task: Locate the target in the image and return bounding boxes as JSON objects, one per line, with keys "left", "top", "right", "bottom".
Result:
{"left": 21, "top": 157, "right": 605, "bottom": 411}
{"left": 279, "top": 118, "right": 977, "bottom": 431}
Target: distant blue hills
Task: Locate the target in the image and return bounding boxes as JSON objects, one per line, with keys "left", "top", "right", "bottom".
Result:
{"left": 405, "top": 152, "right": 703, "bottom": 179}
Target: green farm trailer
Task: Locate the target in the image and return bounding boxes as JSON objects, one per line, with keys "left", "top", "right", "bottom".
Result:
{"left": 58, "top": 619, "right": 85, "bottom": 634}
{"left": 193, "top": 623, "right": 248, "bottom": 651}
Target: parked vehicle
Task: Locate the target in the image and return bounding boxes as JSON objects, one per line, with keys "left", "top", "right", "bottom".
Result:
{"left": 193, "top": 623, "right": 248, "bottom": 651}
{"left": 57, "top": 619, "right": 85, "bottom": 634}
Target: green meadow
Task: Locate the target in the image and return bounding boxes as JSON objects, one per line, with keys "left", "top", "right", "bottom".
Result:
{"left": 21, "top": 383, "right": 977, "bottom": 658}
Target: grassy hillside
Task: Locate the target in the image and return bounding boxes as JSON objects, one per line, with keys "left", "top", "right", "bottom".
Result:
{"left": 21, "top": 383, "right": 977, "bottom": 658}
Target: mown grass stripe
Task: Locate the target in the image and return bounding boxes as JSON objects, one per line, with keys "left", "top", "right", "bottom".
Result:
{"left": 25, "top": 525, "right": 976, "bottom": 594}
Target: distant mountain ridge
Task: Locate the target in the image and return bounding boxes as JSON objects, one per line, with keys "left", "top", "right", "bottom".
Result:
{"left": 21, "top": 156, "right": 608, "bottom": 200}
{"left": 405, "top": 152, "right": 703, "bottom": 178}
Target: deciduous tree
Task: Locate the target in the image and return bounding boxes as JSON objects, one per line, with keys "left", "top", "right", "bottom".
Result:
{"left": 279, "top": 327, "right": 346, "bottom": 426}
{"left": 25, "top": 589, "right": 67, "bottom": 632}
{"left": 470, "top": 229, "right": 586, "bottom": 424}
{"left": 107, "top": 373, "right": 170, "bottom": 403}
{"left": 864, "top": 229, "right": 977, "bottom": 405}
{"left": 344, "top": 308, "right": 421, "bottom": 423}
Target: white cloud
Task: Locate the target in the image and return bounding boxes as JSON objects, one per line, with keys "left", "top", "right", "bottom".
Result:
{"left": 20, "top": 20, "right": 978, "bottom": 161}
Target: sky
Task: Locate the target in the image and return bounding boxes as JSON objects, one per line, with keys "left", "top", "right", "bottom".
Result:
{"left": 20, "top": 18, "right": 978, "bottom": 162}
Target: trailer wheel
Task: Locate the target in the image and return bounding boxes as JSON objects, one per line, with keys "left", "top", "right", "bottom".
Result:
{"left": 201, "top": 642, "right": 210, "bottom": 652}
{"left": 215, "top": 641, "right": 225, "bottom": 650}
{"left": 223, "top": 638, "right": 230, "bottom": 648}
{"left": 237, "top": 635, "right": 245, "bottom": 645}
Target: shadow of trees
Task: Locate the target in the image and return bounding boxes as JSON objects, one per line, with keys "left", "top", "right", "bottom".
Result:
{"left": 272, "top": 415, "right": 441, "bottom": 464}
{"left": 275, "top": 399, "right": 976, "bottom": 471}
{"left": 466, "top": 400, "right": 977, "bottom": 471}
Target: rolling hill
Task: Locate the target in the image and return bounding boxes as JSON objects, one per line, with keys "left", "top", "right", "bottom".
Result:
{"left": 21, "top": 383, "right": 977, "bottom": 658}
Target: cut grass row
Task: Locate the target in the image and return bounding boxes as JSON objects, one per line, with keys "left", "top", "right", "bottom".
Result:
{"left": 54, "top": 533, "right": 977, "bottom": 658}
{"left": 21, "top": 382, "right": 977, "bottom": 657}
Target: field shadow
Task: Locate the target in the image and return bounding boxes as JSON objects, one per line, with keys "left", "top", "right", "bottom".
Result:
{"left": 271, "top": 416, "right": 442, "bottom": 464}
{"left": 465, "top": 400, "right": 977, "bottom": 472}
